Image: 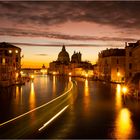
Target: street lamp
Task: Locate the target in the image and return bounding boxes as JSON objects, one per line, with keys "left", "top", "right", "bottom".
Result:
{"left": 122, "top": 86, "right": 128, "bottom": 95}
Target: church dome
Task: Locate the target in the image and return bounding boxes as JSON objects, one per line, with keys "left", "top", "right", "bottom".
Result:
{"left": 57, "top": 45, "right": 70, "bottom": 63}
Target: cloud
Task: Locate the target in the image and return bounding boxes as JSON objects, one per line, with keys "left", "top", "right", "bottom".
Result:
{"left": 0, "top": 1, "right": 140, "bottom": 29}
{"left": 7, "top": 42, "right": 126, "bottom": 48}
{"left": 35, "top": 54, "right": 48, "bottom": 56}
{"left": 0, "top": 27, "right": 137, "bottom": 42}
{"left": 0, "top": 1, "right": 140, "bottom": 44}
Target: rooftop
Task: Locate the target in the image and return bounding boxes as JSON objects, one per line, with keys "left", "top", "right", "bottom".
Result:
{"left": 0, "top": 42, "right": 21, "bottom": 50}
{"left": 99, "top": 48, "right": 125, "bottom": 58}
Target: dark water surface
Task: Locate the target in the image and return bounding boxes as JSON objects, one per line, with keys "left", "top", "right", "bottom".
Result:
{"left": 0, "top": 76, "right": 140, "bottom": 139}
{"left": 0, "top": 75, "right": 68, "bottom": 123}
{"left": 36, "top": 77, "right": 140, "bottom": 139}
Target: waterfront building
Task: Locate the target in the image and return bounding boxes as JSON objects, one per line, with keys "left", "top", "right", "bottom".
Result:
{"left": 71, "top": 51, "right": 81, "bottom": 63}
{"left": 57, "top": 45, "right": 70, "bottom": 64}
{"left": 98, "top": 48, "right": 125, "bottom": 82}
{"left": 0, "top": 42, "right": 21, "bottom": 86}
{"left": 40, "top": 64, "right": 47, "bottom": 75}
{"left": 49, "top": 45, "right": 93, "bottom": 77}
{"left": 125, "top": 40, "right": 140, "bottom": 81}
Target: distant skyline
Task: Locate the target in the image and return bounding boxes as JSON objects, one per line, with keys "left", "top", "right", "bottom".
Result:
{"left": 0, "top": 1, "right": 140, "bottom": 68}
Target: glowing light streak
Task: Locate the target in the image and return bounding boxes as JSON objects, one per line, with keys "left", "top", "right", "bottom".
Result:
{"left": 0, "top": 81, "right": 73, "bottom": 127}
{"left": 38, "top": 105, "right": 69, "bottom": 131}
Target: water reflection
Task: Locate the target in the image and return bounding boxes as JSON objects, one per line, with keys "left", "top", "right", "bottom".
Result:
{"left": 83, "top": 79, "right": 90, "bottom": 116}
{"left": 114, "top": 84, "right": 134, "bottom": 139}
{"left": 115, "top": 108, "right": 133, "bottom": 139}
{"left": 15, "top": 86, "right": 23, "bottom": 105}
{"left": 116, "top": 84, "right": 122, "bottom": 110}
{"left": 69, "top": 76, "right": 71, "bottom": 82}
{"left": 84, "top": 79, "right": 89, "bottom": 97}
{"left": 29, "top": 82, "right": 36, "bottom": 109}
{"left": 53, "top": 75, "right": 56, "bottom": 96}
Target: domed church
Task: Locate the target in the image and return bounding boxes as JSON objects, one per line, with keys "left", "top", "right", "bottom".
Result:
{"left": 57, "top": 45, "right": 70, "bottom": 63}
{"left": 49, "top": 45, "right": 93, "bottom": 75}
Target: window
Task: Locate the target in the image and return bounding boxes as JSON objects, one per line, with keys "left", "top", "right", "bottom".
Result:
{"left": 129, "top": 63, "right": 132, "bottom": 69}
{"left": 9, "top": 50, "right": 12, "bottom": 53}
{"left": 129, "top": 72, "right": 132, "bottom": 77}
{"left": 129, "top": 52, "right": 132, "bottom": 57}
{"left": 117, "top": 59, "right": 119, "bottom": 64}
{"left": 15, "top": 50, "right": 18, "bottom": 53}
{"left": 2, "top": 58, "right": 5, "bottom": 65}
{"left": 117, "top": 68, "right": 119, "bottom": 72}
{"left": 16, "top": 57, "right": 18, "bottom": 62}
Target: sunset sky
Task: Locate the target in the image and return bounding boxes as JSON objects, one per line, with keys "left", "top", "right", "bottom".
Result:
{"left": 0, "top": 1, "right": 140, "bottom": 68}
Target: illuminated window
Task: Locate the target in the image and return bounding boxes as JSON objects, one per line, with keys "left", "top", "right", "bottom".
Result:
{"left": 15, "top": 50, "right": 18, "bottom": 53}
{"left": 9, "top": 50, "right": 12, "bottom": 53}
{"left": 2, "top": 58, "right": 5, "bottom": 65}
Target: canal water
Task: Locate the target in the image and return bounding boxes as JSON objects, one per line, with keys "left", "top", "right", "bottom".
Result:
{"left": 35, "top": 77, "right": 140, "bottom": 139}
{"left": 0, "top": 75, "right": 69, "bottom": 124}
{"left": 0, "top": 75, "right": 140, "bottom": 139}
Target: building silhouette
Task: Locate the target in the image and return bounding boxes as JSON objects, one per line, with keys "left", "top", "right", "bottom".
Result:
{"left": 49, "top": 45, "right": 93, "bottom": 76}
{"left": 0, "top": 42, "right": 21, "bottom": 87}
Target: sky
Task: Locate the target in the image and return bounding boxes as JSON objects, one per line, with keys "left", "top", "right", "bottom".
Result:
{"left": 0, "top": 1, "right": 140, "bottom": 68}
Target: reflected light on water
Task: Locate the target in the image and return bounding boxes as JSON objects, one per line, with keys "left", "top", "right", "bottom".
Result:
{"left": 83, "top": 79, "right": 90, "bottom": 116}
{"left": 30, "top": 82, "right": 36, "bottom": 109}
{"left": 69, "top": 76, "right": 71, "bottom": 82}
{"left": 15, "top": 86, "right": 23, "bottom": 104}
{"left": 53, "top": 75, "right": 56, "bottom": 96}
{"left": 85, "top": 79, "right": 89, "bottom": 97}
{"left": 115, "top": 108, "right": 133, "bottom": 139}
{"left": 116, "top": 84, "right": 122, "bottom": 109}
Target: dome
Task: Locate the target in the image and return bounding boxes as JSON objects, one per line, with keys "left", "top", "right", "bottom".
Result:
{"left": 57, "top": 45, "right": 70, "bottom": 63}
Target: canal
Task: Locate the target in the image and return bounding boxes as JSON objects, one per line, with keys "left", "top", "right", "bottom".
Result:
{"left": 0, "top": 75, "right": 69, "bottom": 124}
{"left": 35, "top": 77, "right": 140, "bottom": 139}
{"left": 0, "top": 75, "right": 140, "bottom": 139}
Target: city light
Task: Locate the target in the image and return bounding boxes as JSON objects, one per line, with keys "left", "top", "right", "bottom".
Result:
{"left": 69, "top": 72, "right": 72, "bottom": 76}
{"left": 20, "top": 71, "right": 23, "bottom": 75}
{"left": 122, "top": 86, "right": 128, "bottom": 95}
{"left": 30, "top": 75, "right": 34, "bottom": 79}
{"left": 53, "top": 71, "right": 56, "bottom": 75}
{"left": 15, "top": 50, "right": 18, "bottom": 53}
{"left": 9, "top": 50, "right": 12, "bottom": 53}
{"left": 85, "top": 73, "right": 88, "bottom": 78}
{"left": 117, "top": 72, "right": 120, "bottom": 77}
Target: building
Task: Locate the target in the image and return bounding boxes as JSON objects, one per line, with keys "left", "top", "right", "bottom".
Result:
{"left": 57, "top": 45, "right": 70, "bottom": 64}
{"left": 49, "top": 45, "right": 70, "bottom": 75}
{"left": 125, "top": 40, "right": 140, "bottom": 81}
{"left": 49, "top": 45, "right": 93, "bottom": 77}
{"left": 98, "top": 48, "right": 125, "bottom": 82}
{"left": 40, "top": 64, "right": 47, "bottom": 75}
{"left": 0, "top": 42, "right": 21, "bottom": 87}
{"left": 71, "top": 51, "right": 81, "bottom": 63}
